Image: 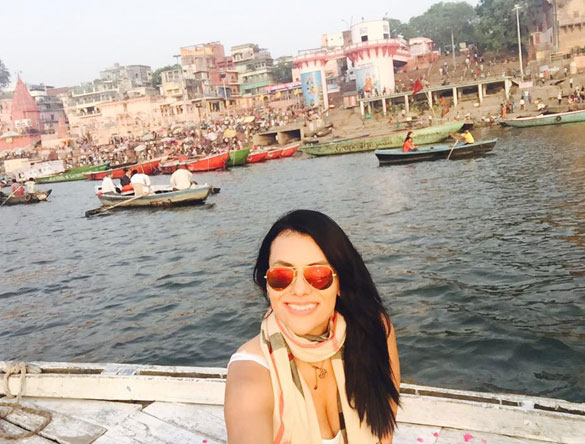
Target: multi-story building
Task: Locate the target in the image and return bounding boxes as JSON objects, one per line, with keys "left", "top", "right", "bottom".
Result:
{"left": 231, "top": 43, "right": 275, "bottom": 95}
{"left": 29, "top": 84, "right": 68, "bottom": 134}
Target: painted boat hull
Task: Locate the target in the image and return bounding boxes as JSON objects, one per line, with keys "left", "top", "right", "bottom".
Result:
{"left": 301, "top": 121, "right": 465, "bottom": 156}
{"left": 246, "top": 151, "right": 268, "bottom": 163}
{"left": 97, "top": 185, "right": 210, "bottom": 208}
{"left": 375, "top": 139, "right": 497, "bottom": 165}
{"left": 279, "top": 142, "right": 300, "bottom": 158}
{"left": 37, "top": 164, "right": 109, "bottom": 183}
{"left": 502, "top": 108, "right": 585, "bottom": 127}
{"left": 226, "top": 147, "right": 251, "bottom": 167}
{"left": 85, "top": 160, "right": 160, "bottom": 180}
{"left": 265, "top": 148, "right": 283, "bottom": 160}
{"left": 186, "top": 152, "right": 228, "bottom": 172}
{"left": 0, "top": 189, "right": 52, "bottom": 205}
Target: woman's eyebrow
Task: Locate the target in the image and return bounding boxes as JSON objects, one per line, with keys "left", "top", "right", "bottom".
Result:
{"left": 270, "top": 260, "right": 329, "bottom": 266}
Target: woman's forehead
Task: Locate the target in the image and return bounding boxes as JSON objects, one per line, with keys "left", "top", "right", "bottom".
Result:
{"left": 269, "top": 232, "right": 327, "bottom": 264}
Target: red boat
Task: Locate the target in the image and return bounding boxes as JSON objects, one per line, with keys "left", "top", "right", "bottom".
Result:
{"left": 279, "top": 142, "right": 300, "bottom": 158}
{"left": 186, "top": 152, "right": 229, "bottom": 172}
{"left": 85, "top": 159, "right": 161, "bottom": 180}
{"left": 265, "top": 148, "right": 283, "bottom": 160}
{"left": 159, "top": 160, "right": 183, "bottom": 174}
{"left": 246, "top": 150, "right": 268, "bottom": 164}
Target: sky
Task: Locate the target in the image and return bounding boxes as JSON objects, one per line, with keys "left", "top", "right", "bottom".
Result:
{"left": 1, "top": 0, "right": 477, "bottom": 88}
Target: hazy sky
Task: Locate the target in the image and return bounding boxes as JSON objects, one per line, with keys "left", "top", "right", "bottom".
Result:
{"left": 2, "top": 0, "right": 476, "bottom": 88}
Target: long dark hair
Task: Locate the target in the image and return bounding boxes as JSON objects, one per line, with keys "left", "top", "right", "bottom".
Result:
{"left": 253, "top": 209, "right": 400, "bottom": 438}
{"left": 404, "top": 131, "right": 413, "bottom": 143}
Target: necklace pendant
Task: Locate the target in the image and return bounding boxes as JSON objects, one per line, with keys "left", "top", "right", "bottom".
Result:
{"left": 318, "top": 368, "right": 328, "bottom": 379}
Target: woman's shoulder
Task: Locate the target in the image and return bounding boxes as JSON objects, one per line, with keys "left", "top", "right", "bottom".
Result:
{"left": 237, "top": 334, "right": 263, "bottom": 356}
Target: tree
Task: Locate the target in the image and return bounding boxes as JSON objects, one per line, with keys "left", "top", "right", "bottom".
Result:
{"left": 0, "top": 59, "right": 10, "bottom": 90}
{"left": 408, "top": 2, "right": 477, "bottom": 51}
{"left": 151, "top": 64, "right": 181, "bottom": 88}
{"left": 384, "top": 18, "right": 415, "bottom": 39}
{"left": 272, "top": 61, "right": 294, "bottom": 84}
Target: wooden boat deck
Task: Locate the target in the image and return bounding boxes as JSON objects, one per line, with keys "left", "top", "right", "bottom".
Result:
{"left": 1, "top": 362, "right": 583, "bottom": 443}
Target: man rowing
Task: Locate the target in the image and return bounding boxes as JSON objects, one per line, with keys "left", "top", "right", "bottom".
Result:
{"left": 453, "top": 129, "right": 475, "bottom": 145}
{"left": 170, "top": 164, "right": 194, "bottom": 191}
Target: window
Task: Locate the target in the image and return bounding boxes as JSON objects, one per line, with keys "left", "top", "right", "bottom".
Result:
{"left": 383, "top": 33, "right": 389, "bottom": 39}
{"left": 361, "top": 35, "right": 368, "bottom": 42}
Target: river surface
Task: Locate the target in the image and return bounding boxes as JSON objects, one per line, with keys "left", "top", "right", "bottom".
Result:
{"left": 2, "top": 124, "right": 584, "bottom": 403}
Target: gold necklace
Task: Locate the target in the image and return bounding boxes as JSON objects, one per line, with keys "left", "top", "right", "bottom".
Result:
{"left": 309, "top": 361, "right": 328, "bottom": 390}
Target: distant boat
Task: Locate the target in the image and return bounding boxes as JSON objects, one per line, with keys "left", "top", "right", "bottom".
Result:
{"left": 301, "top": 121, "right": 465, "bottom": 156}
{"left": 226, "top": 147, "right": 251, "bottom": 167}
{"left": 84, "top": 159, "right": 161, "bottom": 180}
{"left": 246, "top": 150, "right": 268, "bottom": 164}
{"left": 96, "top": 185, "right": 211, "bottom": 208}
{"left": 36, "top": 163, "right": 109, "bottom": 184}
{"left": 263, "top": 142, "right": 301, "bottom": 160}
{"left": 501, "top": 108, "right": 585, "bottom": 127}
{"left": 375, "top": 139, "right": 497, "bottom": 166}
{"left": 0, "top": 189, "right": 52, "bottom": 206}
{"left": 186, "top": 152, "right": 229, "bottom": 172}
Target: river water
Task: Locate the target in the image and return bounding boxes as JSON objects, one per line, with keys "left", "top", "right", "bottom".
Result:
{"left": 1, "top": 124, "right": 584, "bottom": 403}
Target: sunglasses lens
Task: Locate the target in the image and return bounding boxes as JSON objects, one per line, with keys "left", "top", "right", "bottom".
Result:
{"left": 303, "top": 266, "right": 334, "bottom": 290}
{"left": 266, "top": 267, "right": 294, "bottom": 290}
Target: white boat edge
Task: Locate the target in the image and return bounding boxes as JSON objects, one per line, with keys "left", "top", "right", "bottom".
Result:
{"left": 1, "top": 361, "right": 584, "bottom": 443}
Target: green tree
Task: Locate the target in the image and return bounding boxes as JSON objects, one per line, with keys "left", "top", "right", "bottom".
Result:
{"left": 384, "top": 18, "right": 415, "bottom": 39}
{"left": 0, "top": 59, "right": 10, "bottom": 90}
{"left": 272, "top": 61, "right": 294, "bottom": 84}
{"left": 408, "top": 2, "right": 477, "bottom": 51}
{"left": 151, "top": 64, "right": 180, "bottom": 87}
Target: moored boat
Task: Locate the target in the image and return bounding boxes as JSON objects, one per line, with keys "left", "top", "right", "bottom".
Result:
{"left": 226, "top": 147, "right": 251, "bottom": 167}
{"left": 0, "top": 189, "right": 52, "bottom": 206}
{"left": 0, "top": 361, "right": 582, "bottom": 443}
{"left": 301, "top": 121, "right": 465, "bottom": 156}
{"left": 265, "top": 147, "right": 283, "bottom": 160}
{"left": 84, "top": 159, "right": 161, "bottom": 180}
{"left": 501, "top": 108, "right": 585, "bottom": 127}
{"left": 96, "top": 184, "right": 211, "bottom": 208}
{"left": 279, "top": 142, "right": 301, "bottom": 158}
{"left": 36, "top": 163, "right": 109, "bottom": 184}
{"left": 186, "top": 152, "right": 229, "bottom": 172}
{"left": 246, "top": 150, "right": 268, "bottom": 164}
{"left": 375, "top": 139, "right": 497, "bottom": 166}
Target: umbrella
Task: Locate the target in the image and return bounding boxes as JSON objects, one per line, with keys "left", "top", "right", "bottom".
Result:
{"left": 206, "top": 132, "right": 218, "bottom": 141}
{"left": 134, "top": 144, "right": 146, "bottom": 152}
{"left": 172, "top": 127, "right": 184, "bottom": 134}
{"left": 243, "top": 116, "right": 255, "bottom": 123}
{"left": 224, "top": 129, "right": 236, "bottom": 138}
{"left": 142, "top": 133, "right": 155, "bottom": 141}
{"left": 161, "top": 137, "right": 174, "bottom": 143}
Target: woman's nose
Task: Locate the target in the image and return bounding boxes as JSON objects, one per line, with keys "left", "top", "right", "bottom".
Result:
{"left": 291, "top": 270, "right": 310, "bottom": 296}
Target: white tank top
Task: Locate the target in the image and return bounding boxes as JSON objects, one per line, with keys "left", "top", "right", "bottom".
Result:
{"left": 228, "top": 352, "right": 343, "bottom": 444}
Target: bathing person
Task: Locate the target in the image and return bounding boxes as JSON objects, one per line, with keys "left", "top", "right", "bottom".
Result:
{"left": 225, "top": 209, "right": 400, "bottom": 444}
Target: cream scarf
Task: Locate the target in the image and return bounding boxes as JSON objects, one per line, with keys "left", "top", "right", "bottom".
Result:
{"left": 260, "top": 310, "right": 380, "bottom": 444}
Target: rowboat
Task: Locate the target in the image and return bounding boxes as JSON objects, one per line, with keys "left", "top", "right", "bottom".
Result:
{"left": 0, "top": 189, "right": 52, "bottom": 206}
{"left": 1, "top": 361, "right": 582, "bottom": 443}
{"left": 96, "top": 184, "right": 211, "bottom": 208}
{"left": 501, "top": 108, "right": 585, "bottom": 127}
{"left": 186, "top": 152, "right": 229, "bottom": 172}
{"left": 84, "top": 159, "right": 161, "bottom": 180}
{"left": 301, "top": 121, "right": 465, "bottom": 156}
{"left": 36, "top": 164, "right": 109, "bottom": 184}
{"left": 265, "top": 148, "right": 283, "bottom": 160}
{"left": 375, "top": 139, "right": 498, "bottom": 166}
{"left": 264, "top": 142, "right": 301, "bottom": 160}
{"left": 246, "top": 150, "right": 268, "bottom": 163}
{"left": 226, "top": 147, "right": 251, "bottom": 167}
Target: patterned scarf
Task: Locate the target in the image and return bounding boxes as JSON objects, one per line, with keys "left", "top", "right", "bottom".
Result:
{"left": 260, "top": 310, "right": 380, "bottom": 444}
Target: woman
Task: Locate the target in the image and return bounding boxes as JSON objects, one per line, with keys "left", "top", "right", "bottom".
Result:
{"left": 225, "top": 210, "right": 400, "bottom": 444}
{"left": 402, "top": 131, "right": 416, "bottom": 153}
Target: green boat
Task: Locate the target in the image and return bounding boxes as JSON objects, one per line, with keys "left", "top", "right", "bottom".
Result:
{"left": 501, "top": 108, "right": 585, "bottom": 128}
{"left": 301, "top": 121, "right": 465, "bottom": 156}
{"left": 36, "top": 163, "right": 109, "bottom": 184}
{"left": 226, "top": 147, "right": 251, "bottom": 167}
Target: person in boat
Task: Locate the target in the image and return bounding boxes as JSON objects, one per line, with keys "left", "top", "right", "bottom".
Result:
{"left": 24, "top": 177, "right": 36, "bottom": 194}
{"left": 460, "top": 129, "right": 475, "bottom": 144}
{"left": 225, "top": 209, "right": 400, "bottom": 444}
{"left": 130, "top": 169, "right": 151, "bottom": 195}
{"left": 402, "top": 131, "right": 417, "bottom": 153}
{"left": 120, "top": 168, "right": 132, "bottom": 188}
{"left": 170, "top": 164, "right": 193, "bottom": 191}
{"left": 101, "top": 171, "right": 119, "bottom": 194}
{"left": 11, "top": 179, "right": 24, "bottom": 197}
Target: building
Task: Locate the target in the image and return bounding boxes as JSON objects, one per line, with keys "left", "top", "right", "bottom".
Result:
{"left": 11, "top": 78, "right": 42, "bottom": 134}
{"left": 29, "top": 84, "right": 68, "bottom": 134}
{"left": 231, "top": 43, "right": 275, "bottom": 95}
{"left": 556, "top": 0, "right": 585, "bottom": 55}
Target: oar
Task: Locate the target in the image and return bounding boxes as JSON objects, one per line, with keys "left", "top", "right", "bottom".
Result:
{"left": 0, "top": 187, "right": 22, "bottom": 207}
{"left": 85, "top": 192, "right": 150, "bottom": 217}
{"left": 447, "top": 133, "right": 460, "bottom": 160}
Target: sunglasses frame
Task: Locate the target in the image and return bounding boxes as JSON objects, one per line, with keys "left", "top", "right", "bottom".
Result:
{"left": 264, "top": 265, "right": 337, "bottom": 292}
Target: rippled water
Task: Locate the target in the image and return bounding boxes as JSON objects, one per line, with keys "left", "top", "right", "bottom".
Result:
{"left": 2, "top": 124, "right": 584, "bottom": 402}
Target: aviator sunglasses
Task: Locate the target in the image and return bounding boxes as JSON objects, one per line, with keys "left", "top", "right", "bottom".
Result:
{"left": 265, "top": 265, "right": 337, "bottom": 291}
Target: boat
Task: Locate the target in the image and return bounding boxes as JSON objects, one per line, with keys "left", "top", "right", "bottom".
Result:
{"left": 84, "top": 159, "right": 161, "bottom": 180}
{"left": 0, "top": 189, "right": 52, "bottom": 206}
{"left": 279, "top": 142, "right": 300, "bottom": 158}
{"left": 301, "top": 121, "right": 465, "bottom": 156}
{"left": 96, "top": 184, "right": 211, "bottom": 208}
{"left": 226, "top": 147, "right": 251, "bottom": 167}
{"left": 185, "top": 152, "right": 229, "bottom": 172}
{"left": 0, "top": 361, "right": 582, "bottom": 443}
{"left": 246, "top": 150, "right": 268, "bottom": 164}
{"left": 36, "top": 163, "right": 109, "bottom": 184}
{"left": 265, "top": 147, "right": 283, "bottom": 160}
{"left": 375, "top": 139, "right": 498, "bottom": 166}
{"left": 501, "top": 108, "right": 585, "bottom": 127}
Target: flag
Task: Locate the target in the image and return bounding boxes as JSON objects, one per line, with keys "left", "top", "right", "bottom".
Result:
{"left": 412, "top": 78, "right": 423, "bottom": 95}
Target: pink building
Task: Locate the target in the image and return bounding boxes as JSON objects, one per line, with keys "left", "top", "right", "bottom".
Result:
{"left": 10, "top": 78, "right": 42, "bottom": 134}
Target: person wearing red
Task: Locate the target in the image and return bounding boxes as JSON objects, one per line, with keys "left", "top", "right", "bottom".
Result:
{"left": 402, "top": 131, "right": 417, "bottom": 153}
{"left": 11, "top": 179, "right": 24, "bottom": 197}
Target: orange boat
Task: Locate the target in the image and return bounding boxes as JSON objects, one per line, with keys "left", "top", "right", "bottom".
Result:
{"left": 246, "top": 151, "right": 268, "bottom": 164}
{"left": 265, "top": 148, "right": 283, "bottom": 160}
{"left": 186, "top": 152, "right": 229, "bottom": 172}
{"left": 279, "top": 142, "right": 300, "bottom": 158}
{"left": 85, "top": 159, "right": 161, "bottom": 180}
